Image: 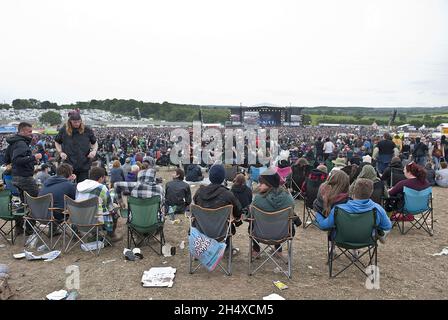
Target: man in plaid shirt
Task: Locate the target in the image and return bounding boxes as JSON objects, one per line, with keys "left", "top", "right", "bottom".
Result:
{"left": 76, "top": 166, "right": 121, "bottom": 241}
{"left": 114, "top": 169, "right": 165, "bottom": 216}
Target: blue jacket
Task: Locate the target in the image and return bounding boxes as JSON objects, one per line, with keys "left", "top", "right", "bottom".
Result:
{"left": 39, "top": 176, "right": 76, "bottom": 212}
{"left": 316, "top": 199, "right": 392, "bottom": 231}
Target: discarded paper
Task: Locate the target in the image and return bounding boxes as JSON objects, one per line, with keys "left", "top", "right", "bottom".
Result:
{"left": 273, "top": 281, "right": 288, "bottom": 291}
{"left": 432, "top": 247, "right": 448, "bottom": 256}
{"left": 263, "top": 293, "right": 285, "bottom": 300}
{"left": 141, "top": 267, "right": 176, "bottom": 288}
{"left": 24, "top": 250, "right": 61, "bottom": 262}
{"left": 46, "top": 289, "right": 68, "bottom": 300}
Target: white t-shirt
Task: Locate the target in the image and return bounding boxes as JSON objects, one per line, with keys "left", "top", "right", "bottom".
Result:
{"left": 323, "top": 141, "right": 335, "bottom": 154}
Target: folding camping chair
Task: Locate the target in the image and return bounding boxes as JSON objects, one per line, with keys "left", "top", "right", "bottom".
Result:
{"left": 0, "top": 189, "right": 25, "bottom": 245}
{"left": 248, "top": 166, "right": 267, "bottom": 190}
{"left": 63, "top": 195, "right": 111, "bottom": 255}
{"left": 390, "top": 167, "right": 406, "bottom": 188}
{"left": 276, "top": 166, "right": 292, "bottom": 186}
{"left": 248, "top": 205, "right": 294, "bottom": 278}
{"left": 327, "top": 207, "right": 379, "bottom": 279}
{"left": 302, "top": 176, "right": 326, "bottom": 229}
{"left": 188, "top": 204, "right": 234, "bottom": 276}
{"left": 288, "top": 164, "right": 311, "bottom": 200}
{"left": 127, "top": 196, "right": 165, "bottom": 255}
{"left": 391, "top": 186, "right": 433, "bottom": 236}
{"left": 23, "top": 192, "right": 63, "bottom": 251}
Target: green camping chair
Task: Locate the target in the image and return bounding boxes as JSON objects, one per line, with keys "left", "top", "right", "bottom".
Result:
{"left": 248, "top": 205, "right": 295, "bottom": 278}
{"left": 63, "top": 195, "right": 111, "bottom": 256}
{"left": 188, "top": 204, "right": 234, "bottom": 276}
{"left": 127, "top": 196, "right": 165, "bottom": 255}
{"left": 23, "top": 192, "right": 63, "bottom": 251}
{"left": 0, "top": 190, "right": 25, "bottom": 245}
{"left": 328, "top": 207, "right": 379, "bottom": 279}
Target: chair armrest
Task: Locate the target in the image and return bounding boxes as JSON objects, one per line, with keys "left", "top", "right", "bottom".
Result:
{"left": 48, "top": 207, "right": 64, "bottom": 211}
{"left": 12, "top": 211, "right": 26, "bottom": 217}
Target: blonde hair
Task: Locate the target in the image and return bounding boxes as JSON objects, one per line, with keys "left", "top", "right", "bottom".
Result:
{"left": 65, "top": 119, "right": 85, "bottom": 136}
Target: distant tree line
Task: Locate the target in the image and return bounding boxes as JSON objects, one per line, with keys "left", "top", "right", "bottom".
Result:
{"left": 3, "top": 98, "right": 230, "bottom": 124}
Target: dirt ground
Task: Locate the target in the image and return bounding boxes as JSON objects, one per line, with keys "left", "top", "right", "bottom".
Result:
{"left": 1, "top": 168, "right": 447, "bottom": 300}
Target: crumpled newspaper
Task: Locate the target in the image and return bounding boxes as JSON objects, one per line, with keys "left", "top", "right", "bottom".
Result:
{"left": 24, "top": 250, "right": 61, "bottom": 262}
{"left": 432, "top": 247, "right": 448, "bottom": 256}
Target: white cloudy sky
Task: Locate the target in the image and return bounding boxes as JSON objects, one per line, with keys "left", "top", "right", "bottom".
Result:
{"left": 1, "top": 0, "right": 447, "bottom": 107}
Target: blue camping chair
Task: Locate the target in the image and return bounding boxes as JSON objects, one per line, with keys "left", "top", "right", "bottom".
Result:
{"left": 248, "top": 166, "right": 267, "bottom": 190}
{"left": 392, "top": 186, "right": 433, "bottom": 236}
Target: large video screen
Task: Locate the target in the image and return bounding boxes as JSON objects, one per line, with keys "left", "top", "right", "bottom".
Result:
{"left": 243, "top": 111, "right": 259, "bottom": 125}
{"left": 258, "top": 111, "right": 281, "bottom": 126}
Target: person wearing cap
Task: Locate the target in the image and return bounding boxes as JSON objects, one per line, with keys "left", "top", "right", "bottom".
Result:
{"left": 193, "top": 164, "right": 242, "bottom": 237}
{"left": 35, "top": 163, "right": 51, "bottom": 186}
{"left": 54, "top": 109, "right": 98, "bottom": 183}
{"left": 250, "top": 168, "right": 298, "bottom": 258}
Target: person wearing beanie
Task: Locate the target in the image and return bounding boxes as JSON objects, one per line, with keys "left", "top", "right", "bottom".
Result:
{"left": 193, "top": 164, "right": 242, "bottom": 224}
{"left": 54, "top": 109, "right": 98, "bottom": 183}
{"left": 250, "top": 168, "right": 298, "bottom": 258}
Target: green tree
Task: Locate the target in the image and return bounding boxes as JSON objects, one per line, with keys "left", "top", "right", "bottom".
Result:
{"left": 302, "top": 115, "right": 312, "bottom": 125}
{"left": 39, "top": 111, "right": 62, "bottom": 126}
{"left": 398, "top": 114, "right": 407, "bottom": 122}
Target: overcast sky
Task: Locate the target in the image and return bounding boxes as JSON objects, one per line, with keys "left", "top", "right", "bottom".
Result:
{"left": 1, "top": 0, "right": 447, "bottom": 107}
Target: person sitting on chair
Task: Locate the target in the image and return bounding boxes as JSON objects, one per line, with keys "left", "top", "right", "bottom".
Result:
{"left": 316, "top": 178, "right": 392, "bottom": 242}
{"left": 349, "top": 164, "right": 388, "bottom": 205}
{"left": 231, "top": 173, "right": 252, "bottom": 211}
{"left": 76, "top": 167, "right": 121, "bottom": 242}
{"left": 185, "top": 163, "right": 204, "bottom": 182}
{"left": 193, "top": 164, "right": 242, "bottom": 247}
{"left": 39, "top": 163, "right": 76, "bottom": 226}
{"left": 388, "top": 162, "right": 430, "bottom": 197}
{"left": 435, "top": 162, "right": 448, "bottom": 188}
{"left": 313, "top": 170, "right": 350, "bottom": 217}
{"left": 165, "top": 168, "right": 191, "bottom": 218}
{"left": 250, "top": 168, "right": 299, "bottom": 258}
{"left": 381, "top": 156, "right": 406, "bottom": 188}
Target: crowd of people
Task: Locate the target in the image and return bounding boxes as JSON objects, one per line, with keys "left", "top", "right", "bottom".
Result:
{"left": 1, "top": 110, "right": 447, "bottom": 251}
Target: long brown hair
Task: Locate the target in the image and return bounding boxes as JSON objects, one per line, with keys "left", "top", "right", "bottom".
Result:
{"left": 65, "top": 120, "right": 85, "bottom": 136}
{"left": 321, "top": 170, "right": 349, "bottom": 216}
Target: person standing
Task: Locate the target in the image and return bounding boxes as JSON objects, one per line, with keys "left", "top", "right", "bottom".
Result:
{"left": 4, "top": 122, "right": 42, "bottom": 235}
{"left": 375, "top": 133, "right": 397, "bottom": 174}
{"left": 54, "top": 109, "right": 98, "bottom": 183}
{"left": 323, "top": 138, "right": 335, "bottom": 161}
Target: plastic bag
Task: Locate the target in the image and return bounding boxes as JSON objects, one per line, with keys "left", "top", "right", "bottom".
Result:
{"left": 188, "top": 227, "right": 226, "bottom": 272}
